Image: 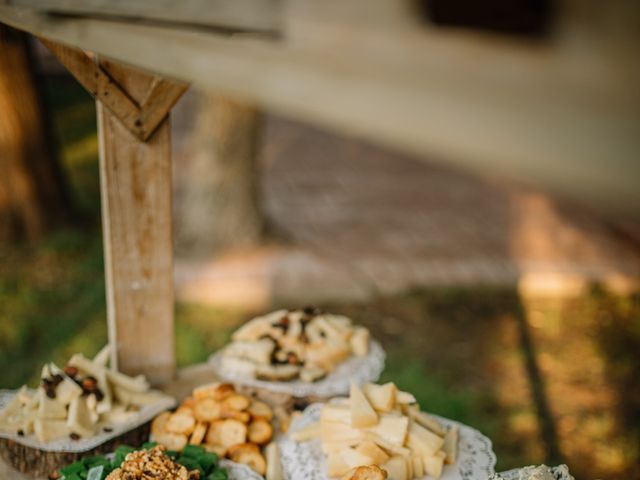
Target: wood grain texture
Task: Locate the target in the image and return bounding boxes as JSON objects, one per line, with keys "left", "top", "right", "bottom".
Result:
{"left": 138, "top": 78, "right": 188, "bottom": 140}
{"left": 0, "top": 423, "right": 150, "bottom": 478}
{"left": 40, "top": 40, "right": 187, "bottom": 141}
{"left": 10, "top": 0, "right": 281, "bottom": 33}
{"left": 0, "top": 4, "right": 639, "bottom": 216}
{"left": 97, "top": 63, "right": 176, "bottom": 385}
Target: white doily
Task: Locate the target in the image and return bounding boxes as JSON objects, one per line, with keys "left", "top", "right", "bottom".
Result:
{"left": 493, "top": 465, "right": 574, "bottom": 480}
{"left": 220, "top": 459, "right": 265, "bottom": 480}
{"left": 279, "top": 403, "right": 497, "bottom": 480}
{"left": 0, "top": 389, "right": 175, "bottom": 452}
{"left": 209, "top": 340, "right": 386, "bottom": 398}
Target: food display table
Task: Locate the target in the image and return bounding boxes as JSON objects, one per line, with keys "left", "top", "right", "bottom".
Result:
{"left": 1, "top": 0, "right": 634, "bottom": 477}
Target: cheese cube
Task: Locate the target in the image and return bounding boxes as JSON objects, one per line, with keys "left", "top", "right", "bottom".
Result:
{"left": 321, "top": 420, "right": 363, "bottom": 445}
{"left": 363, "top": 383, "right": 397, "bottom": 412}
{"left": 321, "top": 404, "right": 351, "bottom": 424}
{"left": 341, "top": 447, "right": 375, "bottom": 469}
{"left": 355, "top": 440, "right": 390, "bottom": 464}
{"left": 382, "top": 455, "right": 408, "bottom": 480}
{"left": 406, "top": 422, "right": 445, "bottom": 457}
{"left": 412, "top": 456, "right": 425, "bottom": 477}
{"left": 443, "top": 426, "right": 458, "bottom": 464}
{"left": 327, "top": 451, "right": 351, "bottom": 477}
{"left": 34, "top": 418, "right": 69, "bottom": 442}
{"left": 67, "top": 396, "right": 95, "bottom": 438}
{"left": 365, "top": 414, "right": 408, "bottom": 446}
{"left": 350, "top": 383, "right": 378, "bottom": 428}
{"left": 424, "top": 451, "right": 446, "bottom": 479}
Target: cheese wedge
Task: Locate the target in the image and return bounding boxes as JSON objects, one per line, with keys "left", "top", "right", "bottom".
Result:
{"left": 265, "top": 442, "right": 284, "bottom": 480}
{"left": 341, "top": 447, "right": 375, "bottom": 469}
{"left": 383, "top": 455, "right": 408, "bottom": 480}
{"left": 0, "top": 394, "right": 23, "bottom": 429}
{"left": 350, "top": 383, "right": 378, "bottom": 428}
{"left": 355, "top": 440, "right": 390, "bottom": 465}
{"left": 291, "top": 421, "right": 320, "bottom": 442}
{"left": 443, "top": 426, "right": 458, "bottom": 464}
{"left": 93, "top": 345, "right": 111, "bottom": 366}
{"left": 34, "top": 418, "right": 69, "bottom": 442}
{"left": 365, "top": 414, "right": 408, "bottom": 446}
{"left": 350, "top": 327, "right": 370, "bottom": 356}
{"left": 67, "top": 396, "right": 95, "bottom": 438}
{"left": 412, "top": 456, "right": 424, "bottom": 477}
{"left": 363, "top": 383, "right": 397, "bottom": 412}
{"left": 406, "top": 422, "right": 445, "bottom": 457}
{"left": 395, "top": 391, "right": 417, "bottom": 405}
{"left": 406, "top": 405, "right": 446, "bottom": 436}
{"left": 321, "top": 404, "right": 351, "bottom": 424}
{"left": 364, "top": 432, "right": 411, "bottom": 457}
{"left": 327, "top": 451, "right": 352, "bottom": 477}
{"left": 38, "top": 395, "right": 66, "bottom": 420}
{"left": 424, "top": 451, "right": 446, "bottom": 479}
{"left": 321, "top": 420, "right": 363, "bottom": 445}
{"left": 55, "top": 376, "right": 83, "bottom": 405}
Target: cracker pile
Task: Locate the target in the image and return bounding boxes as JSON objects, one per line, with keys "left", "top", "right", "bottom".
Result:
{"left": 152, "top": 383, "right": 281, "bottom": 478}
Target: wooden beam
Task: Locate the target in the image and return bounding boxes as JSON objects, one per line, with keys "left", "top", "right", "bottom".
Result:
{"left": 0, "top": 5, "right": 638, "bottom": 216}
{"left": 10, "top": 0, "right": 281, "bottom": 33}
{"left": 40, "top": 39, "right": 187, "bottom": 140}
{"left": 138, "top": 78, "right": 188, "bottom": 140}
{"left": 97, "top": 60, "right": 176, "bottom": 385}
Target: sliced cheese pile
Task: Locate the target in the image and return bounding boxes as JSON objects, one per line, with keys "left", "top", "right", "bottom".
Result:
{"left": 221, "top": 308, "right": 370, "bottom": 383}
{"left": 292, "top": 382, "right": 458, "bottom": 480}
{"left": 0, "top": 346, "right": 171, "bottom": 443}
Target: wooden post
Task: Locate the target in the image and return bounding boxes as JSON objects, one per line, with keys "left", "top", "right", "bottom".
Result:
{"left": 97, "top": 60, "right": 176, "bottom": 385}
{"left": 38, "top": 41, "right": 186, "bottom": 385}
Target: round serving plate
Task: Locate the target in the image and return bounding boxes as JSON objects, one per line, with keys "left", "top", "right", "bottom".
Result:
{"left": 279, "top": 403, "right": 497, "bottom": 480}
{"left": 209, "top": 340, "right": 386, "bottom": 398}
{"left": 0, "top": 389, "right": 174, "bottom": 453}
{"left": 220, "top": 459, "right": 265, "bottom": 480}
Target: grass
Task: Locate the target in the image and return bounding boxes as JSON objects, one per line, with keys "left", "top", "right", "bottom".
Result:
{"left": 0, "top": 74, "right": 638, "bottom": 479}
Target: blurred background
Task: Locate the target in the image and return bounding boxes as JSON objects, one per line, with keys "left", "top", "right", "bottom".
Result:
{"left": 1, "top": 4, "right": 639, "bottom": 477}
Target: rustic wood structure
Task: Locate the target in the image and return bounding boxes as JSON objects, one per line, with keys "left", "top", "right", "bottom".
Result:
{"left": 0, "top": 0, "right": 638, "bottom": 391}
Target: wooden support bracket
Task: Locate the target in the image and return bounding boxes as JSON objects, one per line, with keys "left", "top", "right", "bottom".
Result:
{"left": 40, "top": 38, "right": 187, "bottom": 141}
{"left": 39, "top": 38, "right": 186, "bottom": 384}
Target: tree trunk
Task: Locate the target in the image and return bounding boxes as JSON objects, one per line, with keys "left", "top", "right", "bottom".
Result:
{"left": 0, "top": 25, "right": 75, "bottom": 243}
{"left": 175, "top": 93, "right": 266, "bottom": 257}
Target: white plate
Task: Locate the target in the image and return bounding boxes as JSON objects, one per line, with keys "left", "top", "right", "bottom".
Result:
{"left": 209, "top": 340, "right": 386, "bottom": 398}
{"left": 279, "top": 403, "right": 496, "bottom": 480}
{"left": 221, "top": 459, "right": 266, "bottom": 480}
{"left": 0, "top": 389, "right": 175, "bottom": 453}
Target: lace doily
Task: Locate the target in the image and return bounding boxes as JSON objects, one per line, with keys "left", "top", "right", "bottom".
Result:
{"left": 0, "top": 389, "right": 175, "bottom": 453}
{"left": 279, "top": 403, "right": 496, "bottom": 480}
{"left": 493, "top": 465, "right": 574, "bottom": 480}
{"left": 215, "top": 460, "right": 266, "bottom": 480}
{"left": 209, "top": 340, "right": 386, "bottom": 398}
